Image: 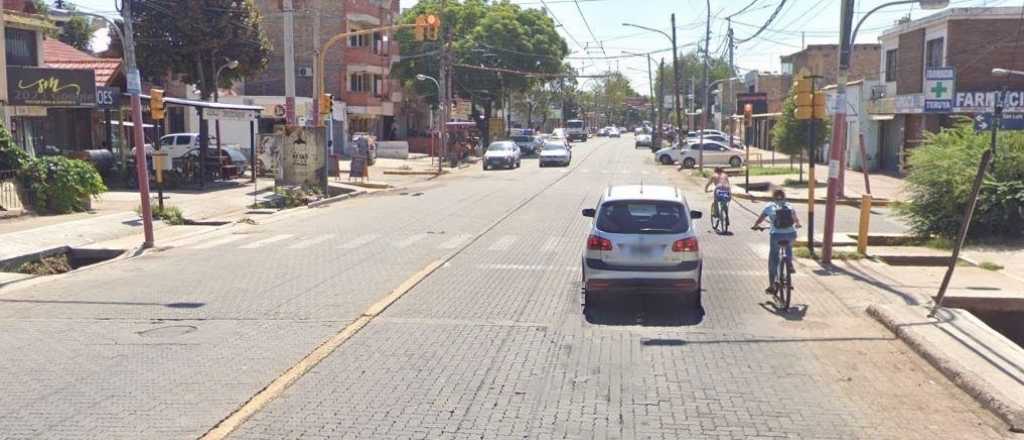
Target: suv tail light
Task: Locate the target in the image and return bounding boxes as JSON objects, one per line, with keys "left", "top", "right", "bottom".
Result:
{"left": 587, "top": 234, "right": 613, "bottom": 251}
{"left": 672, "top": 237, "right": 699, "bottom": 253}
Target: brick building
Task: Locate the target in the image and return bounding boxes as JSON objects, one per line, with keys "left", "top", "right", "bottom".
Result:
{"left": 867, "top": 7, "right": 1024, "bottom": 174}
{"left": 245, "top": 0, "right": 402, "bottom": 140}
{"left": 780, "top": 44, "right": 881, "bottom": 86}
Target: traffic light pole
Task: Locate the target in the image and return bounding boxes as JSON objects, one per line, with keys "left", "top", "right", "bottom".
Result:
{"left": 121, "top": 0, "right": 154, "bottom": 248}
{"left": 822, "top": 0, "right": 856, "bottom": 264}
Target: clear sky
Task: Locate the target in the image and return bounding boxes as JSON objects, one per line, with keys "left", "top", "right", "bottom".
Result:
{"left": 68, "top": 0, "right": 1017, "bottom": 95}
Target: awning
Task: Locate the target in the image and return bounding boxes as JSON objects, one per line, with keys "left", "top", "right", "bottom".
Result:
{"left": 871, "top": 114, "right": 896, "bottom": 121}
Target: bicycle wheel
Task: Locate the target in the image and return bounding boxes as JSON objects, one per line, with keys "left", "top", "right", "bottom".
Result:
{"left": 780, "top": 256, "right": 793, "bottom": 311}
{"left": 710, "top": 203, "right": 722, "bottom": 233}
{"left": 721, "top": 202, "right": 730, "bottom": 233}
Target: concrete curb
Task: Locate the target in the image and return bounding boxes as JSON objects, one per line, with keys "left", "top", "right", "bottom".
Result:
{"left": 382, "top": 170, "right": 443, "bottom": 176}
{"left": 733, "top": 191, "right": 893, "bottom": 207}
{"left": 867, "top": 304, "right": 1024, "bottom": 432}
{"left": 306, "top": 189, "right": 367, "bottom": 209}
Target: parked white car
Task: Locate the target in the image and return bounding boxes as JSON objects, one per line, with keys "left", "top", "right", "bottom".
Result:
{"left": 635, "top": 133, "right": 653, "bottom": 148}
{"left": 581, "top": 184, "right": 704, "bottom": 307}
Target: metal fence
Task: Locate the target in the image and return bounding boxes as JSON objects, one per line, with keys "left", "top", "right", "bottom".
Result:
{"left": 0, "top": 169, "right": 23, "bottom": 212}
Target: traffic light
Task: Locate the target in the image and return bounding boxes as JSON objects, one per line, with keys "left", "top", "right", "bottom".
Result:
{"left": 813, "top": 91, "right": 827, "bottom": 119}
{"left": 743, "top": 103, "right": 753, "bottom": 127}
{"left": 426, "top": 15, "right": 440, "bottom": 40}
{"left": 414, "top": 15, "right": 427, "bottom": 41}
{"left": 319, "top": 93, "right": 333, "bottom": 117}
{"left": 150, "top": 88, "right": 165, "bottom": 120}
{"left": 793, "top": 78, "right": 814, "bottom": 120}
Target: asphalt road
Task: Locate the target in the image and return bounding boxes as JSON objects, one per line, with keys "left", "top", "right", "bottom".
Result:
{"left": 0, "top": 136, "right": 1010, "bottom": 439}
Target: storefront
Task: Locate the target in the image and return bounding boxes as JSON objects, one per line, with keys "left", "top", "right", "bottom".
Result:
{"left": 5, "top": 65, "right": 96, "bottom": 156}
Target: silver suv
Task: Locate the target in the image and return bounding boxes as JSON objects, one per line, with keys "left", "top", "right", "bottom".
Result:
{"left": 581, "top": 185, "right": 704, "bottom": 307}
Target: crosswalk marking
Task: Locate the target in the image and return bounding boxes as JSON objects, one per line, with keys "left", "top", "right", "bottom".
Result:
{"left": 541, "top": 236, "right": 560, "bottom": 252}
{"left": 395, "top": 233, "right": 428, "bottom": 248}
{"left": 488, "top": 235, "right": 517, "bottom": 251}
{"left": 190, "top": 234, "right": 247, "bottom": 249}
{"left": 439, "top": 234, "right": 472, "bottom": 249}
{"left": 288, "top": 234, "right": 336, "bottom": 249}
{"left": 339, "top": 233, "right": 380, "bottom": 249}
{"left": 239, "top": 234, "right": 294, "bottom": 249}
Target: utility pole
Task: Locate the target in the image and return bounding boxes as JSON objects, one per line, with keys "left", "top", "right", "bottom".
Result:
{"left": 671, "top": 14, "right": 682, "bottom": 135}
{"left": 658, "top": 58, "right": 666, "bottom": 146}
{"left": 646, "top": 53, "right": 655, "bottom": 144}
{"left": 283, "top": 0, "right": 297, "bottom": 125}
{"left": 698, "top": 0, "right": 711, "bottom": 172}
{"left": 312, "top": 0, "right": 321, "bottom": 124}
{"left": 822, "top": 0, "right": 856, "bottom": 264}
{"left": 438, "top": 0, "right": 450, "bottom": 173}
{"left": 727, "top": 20, "right": 735, "bottom": 153}
{"left": 121, "top": 0, "right": 154, "bottom": 248}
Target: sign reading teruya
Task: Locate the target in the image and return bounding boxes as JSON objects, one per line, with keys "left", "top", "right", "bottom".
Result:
{"left": 924, "top": 67, "right": 955, "bottom": 113}
{"left": 7, "top": 67, "right": 96, "bottom": 107}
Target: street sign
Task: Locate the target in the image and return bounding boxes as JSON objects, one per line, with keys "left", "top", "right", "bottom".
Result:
{"left": 924, "top": 67, "right": 955, "bottom": 113}
{"left": 205, "top": 107, "right": 258, "bottom": 121}
{"left": 973, "top": 112, "right": 1024, "bottom": 132}
{"left": 126, "top": 69, "right": 142, "bottom": 95}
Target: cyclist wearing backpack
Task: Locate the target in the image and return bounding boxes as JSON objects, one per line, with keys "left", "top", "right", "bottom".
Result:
{"left": 752, "top": 189, "right": 802, "bottom": 294}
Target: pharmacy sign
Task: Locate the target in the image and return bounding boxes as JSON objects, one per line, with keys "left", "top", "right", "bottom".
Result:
{"left": 924, "top": 67, "right": 956, "bottom": 113}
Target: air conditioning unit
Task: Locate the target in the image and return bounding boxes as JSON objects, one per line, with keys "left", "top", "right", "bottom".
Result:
{"left": 298, "top": 67, "right": 313, "bottom": 77}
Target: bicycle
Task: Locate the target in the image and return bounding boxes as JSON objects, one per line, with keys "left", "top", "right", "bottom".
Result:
{"left": 752, "top": 226, "right": 794, "bottom": 311}
{"left": 709, "top": 188, "right": 731, "bottom": 234}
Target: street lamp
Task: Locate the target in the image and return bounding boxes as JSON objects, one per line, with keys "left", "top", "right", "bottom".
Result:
{"left": 822, "top": 0, "right": 950, "bottom": 264}
{"left": 417, "top": 74, "right": 444, "bottom": 173}
{"left": 213, "top": 59, "right": 240, "bottom": 171}
{"left": 623, "top": 17, "right": 682, "bottom": 134}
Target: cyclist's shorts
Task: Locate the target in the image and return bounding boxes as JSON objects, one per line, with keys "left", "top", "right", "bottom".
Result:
{"left": 715, "top": 189, "right": 732, "bottom": 202}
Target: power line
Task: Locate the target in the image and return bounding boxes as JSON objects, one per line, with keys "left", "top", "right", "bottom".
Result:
{"left": 736, "top": 0, "right": 788, "bottom": 44}
{"left": 572, "top": 0, "right": 605, "bottom": 55}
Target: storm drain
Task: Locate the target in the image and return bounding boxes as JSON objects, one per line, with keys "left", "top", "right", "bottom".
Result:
{"left": 1, "top": 247, "right": 125, "bottom": 275}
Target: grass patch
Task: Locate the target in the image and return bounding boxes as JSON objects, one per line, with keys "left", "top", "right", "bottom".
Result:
{"left": 139, "top": 205, "right": 186, "bottom": 225}
{"left": 18, "top": 254, "right": 72, "bottom": 275}
{"left": 978, "top": 261, "right": 1004, "bottom": 271}
{"left": 793, "top": 247, "right": 866, "bottom": 261}
{"left": 746, "top": 166, "right": 798, "bottom": 176}
{"left": 921, "top": 236, "right": 953, "bottom": 250}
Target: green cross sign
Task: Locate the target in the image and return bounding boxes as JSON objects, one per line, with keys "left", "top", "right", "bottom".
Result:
{"left": 930, "top": 81, "right": 948, "bottom": 98}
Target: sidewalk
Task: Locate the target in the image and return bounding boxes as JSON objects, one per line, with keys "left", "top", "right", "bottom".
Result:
{"left": 739, "top": 148, "right": 907, "bottom": 205}
{"left": 0, "top": 155, "right": 452, "bottom": 269}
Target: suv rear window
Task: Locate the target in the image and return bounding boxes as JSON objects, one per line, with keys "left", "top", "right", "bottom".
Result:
{"left": 511, "top": 135, "right": 532, "bottom": 142}
{"left": 596, "top": 201, "right": 688, "bottom": 234}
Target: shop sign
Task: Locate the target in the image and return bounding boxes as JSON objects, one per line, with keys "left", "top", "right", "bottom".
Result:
{"left": 867, "top": 94, "right": 924, "bottom": 115}
{"left": 205, "top": 107, "right": 258, "bottom": 121}
{"left": 923, "top": 67, "right": 955, "bottom": 113}
{"left": 96, "top": 86, "right": 121, "bottom": 109}
{"left": 9, "top": 106, "right": 47, "bottom": 117}
{"left": 7, "top": 66, "right": 96, "bottom": 107}
{"left": 955, "top": 90, "right": 1024, "bottom": 113}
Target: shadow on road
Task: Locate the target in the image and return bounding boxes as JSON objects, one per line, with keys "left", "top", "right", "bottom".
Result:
{"left": 583, "top": 294, "right": 705, "bottom": 326}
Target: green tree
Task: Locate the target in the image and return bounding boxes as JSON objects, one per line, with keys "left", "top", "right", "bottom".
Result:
{"left": 770, "top": 83, "right": 831, "bottom": 179}
{"left": 59, "top": 14, "right": 93, "bottom": 52}
{"left": 393, "top": 0, "right": 568, "bottom": 145}
{"left": 133, "top": 0, "right": 271, "bottom": 99}
{"left": 899, "top": 123, "right": 1024, "bottom": 239}
{"left": 589, "top": 71, "right": 638, "bottom": 126}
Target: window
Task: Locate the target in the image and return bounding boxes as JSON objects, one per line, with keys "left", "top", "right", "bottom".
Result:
{"left": 373, "top": 74, "right": 384, "bottom": 97}
{"left": 596, "top": 201, "right": 689, "bottom": 234}
{"left": 5, "top": 28, "right": 38, "bottom": 66}
{"left": 372, "top": 32, "right": 388, "bottom": 55}
{"left": 349, "top": 73, "right": 371, "bottom": 92}
{"left": 926, "top": 38, "right": 944, "bottom": 68}
{"left": 349, "top": 32, "right": 369, "bottom": 47}
{"left": 885, "top": 49, "right": 898, "bottom": 82}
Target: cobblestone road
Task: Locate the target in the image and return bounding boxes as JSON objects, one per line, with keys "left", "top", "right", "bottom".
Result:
{"left": 0, "top": 137, "right": 1013, "bottom": 439}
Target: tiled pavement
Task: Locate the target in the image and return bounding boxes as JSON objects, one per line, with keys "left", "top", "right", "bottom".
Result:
{"left": 0, "top": 137, "right": 1010, "bottom": 439}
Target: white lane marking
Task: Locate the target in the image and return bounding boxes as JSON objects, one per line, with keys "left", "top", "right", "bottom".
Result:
{"left": 239, "top": 234, "right": 294, "bottom": 249}
{"left": 439, "top": 234, "right": 472, "bottom": 249}
{"left": 487, "top": 235, "right": 517, "bottom": 251}
{"left": 395, "top": 233, "right": 428, "bottom": 248}
{"left": 190, "top": 234, "right": 247, "bottom": 249}
{"left": 289, "top": 234, "right": 337, "bottom": 249}
{"left": 339, "top": 234, "right": 380, "bottom": 249}
{"left": 541, "top": 237, "right": 560, "bottom": 252}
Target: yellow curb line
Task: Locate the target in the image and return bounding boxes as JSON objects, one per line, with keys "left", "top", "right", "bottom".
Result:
{"left": 198, "top": 258, "right": 445, "bottom": 440}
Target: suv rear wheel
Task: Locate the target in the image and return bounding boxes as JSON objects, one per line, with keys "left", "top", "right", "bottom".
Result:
{"left": 659, "top": 155, "right": 673, "bottom": 165}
